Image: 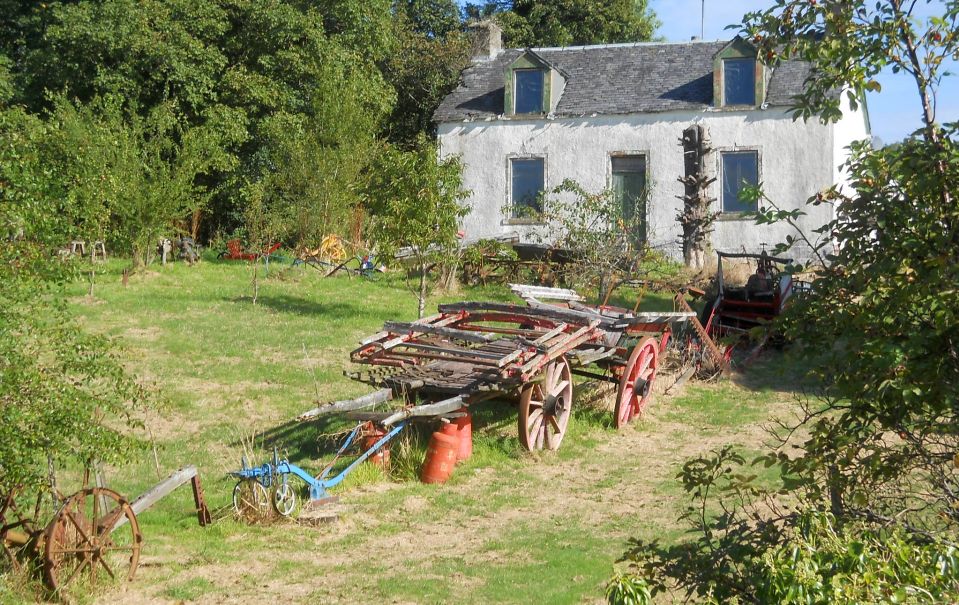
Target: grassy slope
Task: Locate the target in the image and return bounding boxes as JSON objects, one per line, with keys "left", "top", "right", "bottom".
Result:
{"left": 30, "top": 258, "right": 799, "bottom": 604}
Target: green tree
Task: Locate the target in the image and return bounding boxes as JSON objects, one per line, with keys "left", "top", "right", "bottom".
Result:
{"left": 46, "top": 95, "right": 238, "bottom": 268}
{"left": 383, "top": 1, "right": 471, "bottom": 147}
{"left": 0, "top": 65, "right": 146, "bottom": 495}
{"left": 6, "top": 0, "right": 397, "bottom": 239}
{"left": 365, "top": 141, "right": 469, "bottom": 318}
{"left": 466, "top": 0, "right": 659, "bottom": 47}
{"left": 612, "top": 1, "right": 959, "bottom": 602}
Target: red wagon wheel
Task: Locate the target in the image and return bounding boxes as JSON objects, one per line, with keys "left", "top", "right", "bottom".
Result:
{"left": 518, "top": 356, "right": 574, "bottom": 451}
{"left": 43, "top": 487, "right": 141, "bottom": 593}
{"left": 615, "top": 337, "right": 659, "bottom": 428}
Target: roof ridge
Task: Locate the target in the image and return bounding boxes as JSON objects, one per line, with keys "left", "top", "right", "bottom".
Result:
{"left": 528, "top": 39, "right": 727, "bottom": 53}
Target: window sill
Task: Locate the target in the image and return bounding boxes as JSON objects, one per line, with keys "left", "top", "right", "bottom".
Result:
{"left": 503, "top": 218, "right": 546, "bottom": 226}
{"left": 716, "top": 211, "right": 755, "bottom": 221}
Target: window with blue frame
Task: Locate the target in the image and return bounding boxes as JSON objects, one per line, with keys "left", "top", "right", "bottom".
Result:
{"left": 721, "top": 151, "right": 759, "bottom": 213}
{"left": 514, "top": 69, "right": 545, "bottom": 114}
{"left": 511, "top": 157, "right": 545, "bottom": 218}
{"left": 723, "top": 58, "right": 756, "bottom": 105}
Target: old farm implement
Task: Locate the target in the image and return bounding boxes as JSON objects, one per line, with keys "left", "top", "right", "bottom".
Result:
{"left": 0, "top": 466, "right": 210, "bottom": 593}
{"left": 701, "top": 250, "right": 795, "bottom": 335}
{"left": 297, "top": 292, "right": 694, "bottom": 450}
{"left": 228, "top": 291, "right": 693, "bottom": 514}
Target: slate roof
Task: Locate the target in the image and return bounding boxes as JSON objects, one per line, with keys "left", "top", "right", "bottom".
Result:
{"left": 434, "top": 40, "right": 814, "bottom": 122}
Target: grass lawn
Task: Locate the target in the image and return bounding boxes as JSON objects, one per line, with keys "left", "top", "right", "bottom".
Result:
{"left": 7, "top": 257, "right": 806, "bottom": 604}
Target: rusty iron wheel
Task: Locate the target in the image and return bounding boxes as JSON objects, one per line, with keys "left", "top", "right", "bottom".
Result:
{"left": 43, "top": 487, "right": 141, "bottom": 593}
{"left": 232, "top": 480, "right": 272, "bottom": 523}
{"left": 518, "top": 356, "right": 573, "bottom": 452}
{"left": 614, "top": 337, "right": 659, "bottom": 428}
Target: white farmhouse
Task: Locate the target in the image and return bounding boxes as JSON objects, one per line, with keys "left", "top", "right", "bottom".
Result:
{"left": 434, "top": 24, "right": 870, "bottom": 262}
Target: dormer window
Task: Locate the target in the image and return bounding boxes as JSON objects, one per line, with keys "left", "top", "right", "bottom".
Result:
{"left": 514, "top": 69, "right": 545, "bottom": 114}
{"left": 713, "top": 37, "right": 764, "bottom": 108}
{"left": 723, "top": 59, "right": 756, "bottom": 106}
{"left": 504, "top": 50, "right": 567, "bottom": 117}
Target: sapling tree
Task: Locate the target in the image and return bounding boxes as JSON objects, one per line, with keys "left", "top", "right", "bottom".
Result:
{"left": 365, "top": 140, "right": 468, "bottom": 318}
{"left": 240, "top": 181, "right": 291, "bottom": 305}
{"left": 539, "top": 179, "right": 652, "bottom": 303}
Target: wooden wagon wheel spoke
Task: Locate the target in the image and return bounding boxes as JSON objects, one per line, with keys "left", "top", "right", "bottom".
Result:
{"left": 549, "top": 380, "right": 570, "bottom": 399}
{"left": 519, "top": 356, "right": 574, "bottom": 452}
{"left": 614, "top": 337, "right": 659, "bottom": 429}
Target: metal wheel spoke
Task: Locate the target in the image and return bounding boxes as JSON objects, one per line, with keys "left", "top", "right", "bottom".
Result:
{"left": 65, "top": 511, "right": 95, "bottom": 548}
{"left": 61, "top": 557, "right": 88, "bottom": 587}
{"left": 97, "top": 555, "right": 116, "bottom": 580}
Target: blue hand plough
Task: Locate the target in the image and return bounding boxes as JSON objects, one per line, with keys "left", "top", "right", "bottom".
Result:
{"left": 229, "top": 422, "right": 406, "bottom": 519}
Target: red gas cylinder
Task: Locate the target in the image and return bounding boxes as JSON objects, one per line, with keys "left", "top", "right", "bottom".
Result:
{"left": 420, "top": 425, "right": 459, "bottom": 484}
{"left": 363, "top": 424, "right": 390, "bottom": 468}
{"left": 452, "top": 409, "right": 473, "bottom": 461}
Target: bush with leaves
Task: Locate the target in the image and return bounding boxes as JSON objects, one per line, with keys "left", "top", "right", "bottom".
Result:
{"left": 0, "top": 76, "right": 146, "bottom": 496}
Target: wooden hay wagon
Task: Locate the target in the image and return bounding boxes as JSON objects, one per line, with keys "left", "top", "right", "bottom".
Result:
{"left": 299, "top": 291, "right": 693, "bottom": 451}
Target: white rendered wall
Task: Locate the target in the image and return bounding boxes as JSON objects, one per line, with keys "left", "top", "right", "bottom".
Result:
{"left": 438, "top": 108, "right": 841, "bottom": 262}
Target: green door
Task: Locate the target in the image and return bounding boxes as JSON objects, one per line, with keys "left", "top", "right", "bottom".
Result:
{"left": 611, "top": 156, "right": 647, "bottom": 246}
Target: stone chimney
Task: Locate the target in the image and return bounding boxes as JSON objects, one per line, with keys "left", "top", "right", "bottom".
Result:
{"left": 469, "top": 20, "right": 503, "bottom": 59}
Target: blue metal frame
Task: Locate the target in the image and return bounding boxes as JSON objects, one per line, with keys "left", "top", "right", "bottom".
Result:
{"left": 229, "top": 422, "right": 406, "bottom": 502}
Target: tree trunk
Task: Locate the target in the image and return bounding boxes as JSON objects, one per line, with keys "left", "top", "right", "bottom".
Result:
{"left": 190, "top": 208, "right": 202, "bottom": 240}
{"left": 418, "top": 262, "right": 427, "bottom": 319}
{"left": 251, "top": 261, "right": 259, "bottom": 305}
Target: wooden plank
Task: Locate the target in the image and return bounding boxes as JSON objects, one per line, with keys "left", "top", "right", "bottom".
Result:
{"left": 573, "top": 347, "right": 617, "bottom": 365}
{"left": 297, "top": 388, "right": 395, "bottom": 421}
{"left": 509, "top": 283, "right": 584, "bottom": 302}
{"left": 383, "top": 321, "right": 494, "bottom": 344}
{"left": 534, "top": 323, "right": 568, "bottom": 344}
{"left": 381, "top": 396, "right": 466, "bottom": 426}
{"left": 112, "top": 466, "right": 199, "bottom": 531}
{"left": 437, "top": 301, "right": 617, "bottom": 328}
{"left": 394, "top": 342, "right": 503, "bottom": 360}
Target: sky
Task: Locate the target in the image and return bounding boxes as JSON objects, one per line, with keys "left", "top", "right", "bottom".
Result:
{"left": 649, "top": 0, "right": 958, "bottom": 143}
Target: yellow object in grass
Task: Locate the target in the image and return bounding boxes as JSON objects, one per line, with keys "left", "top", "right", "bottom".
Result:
{"left": 319, "top": 234, "right": 346, "bottom": 262}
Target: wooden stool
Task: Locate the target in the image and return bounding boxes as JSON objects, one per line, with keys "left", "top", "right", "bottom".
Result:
{"left": 69, "top": 240, "right": 86, "bottom": 256}
{"left": 91, "top": 241, "right": 107, "bottom": 262}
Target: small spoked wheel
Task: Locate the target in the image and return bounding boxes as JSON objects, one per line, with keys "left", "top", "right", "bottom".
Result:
{"left": 43, "top": 487, "right": 142, "bottom": 592}
{"left": 232, "top": 479, "right": 272, "bottom": 523}
{"left": 518, "top": 356, "right": 574, "bottom": 451}
{"left": 615, "top": 337, "right": 659, "bottom": 428}
{"left": 271, "top": 482, "right": 298, "bottom": 518}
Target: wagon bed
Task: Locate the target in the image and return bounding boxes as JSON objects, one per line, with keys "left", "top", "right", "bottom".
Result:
{"left": 299, "top": 289, "right": 693, "bottom": 452}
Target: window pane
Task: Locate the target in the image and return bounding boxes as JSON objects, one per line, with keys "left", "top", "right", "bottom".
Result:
{"left": 722, "top": 151, "right": 758, "bottom": 213}
{"left": 515, "top": 70, "right": 544, "bottom": 114}
{"left": 724, "top": 59, "right": 756, "bottom": 105}
{"left": 511, "top": 158, "right": 544, "bottom": 216}
{"left": 611, "top": 156, "right": 646, "bottom": 174}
